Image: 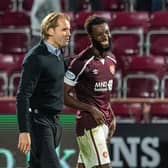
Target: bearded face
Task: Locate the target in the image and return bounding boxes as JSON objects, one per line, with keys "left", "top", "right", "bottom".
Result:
{"left": 92, "top": 34, "right": 111, "bottom": 52}
{"left": 90, "top": 23, "right": 112, "bottom": 53}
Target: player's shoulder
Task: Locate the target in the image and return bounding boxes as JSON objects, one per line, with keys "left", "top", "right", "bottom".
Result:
{"left": 105, "top": 51, "right": 117, "bottom": 64}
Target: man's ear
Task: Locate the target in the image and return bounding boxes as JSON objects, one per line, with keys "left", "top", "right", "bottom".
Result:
{"left": 48, "top": 28, "right": 55, "bottom": 36}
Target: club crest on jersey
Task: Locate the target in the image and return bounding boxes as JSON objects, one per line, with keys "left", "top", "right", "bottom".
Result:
{"left": 109, "top": 65, "right": 115, "bottom": 75}
{"left": 65, "top": 70, "right": 76, "bottom": 80}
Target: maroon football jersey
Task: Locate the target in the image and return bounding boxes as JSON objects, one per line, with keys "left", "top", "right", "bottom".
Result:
{"left": 64, "top": 46, "right": 117, "bottom": 136}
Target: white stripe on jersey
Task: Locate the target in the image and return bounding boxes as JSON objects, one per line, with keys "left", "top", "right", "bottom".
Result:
{"left": 64, "top": 56, "right": 95, "bottom": 86}
{"left": 74, "top": 56, "right": 95, "bottom": 84}
{"left": 107, "top": 55, "right": 117, "bottom": 64}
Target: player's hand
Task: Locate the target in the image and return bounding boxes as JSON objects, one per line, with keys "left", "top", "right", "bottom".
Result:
{"left": 107, "top": 118, "right": 116, "bottom": 143}
{"left": 18, "top": 133, "right": 31, "bottom": 154}
{"left": 89, "top": 106, "right": 105, "bottom": 125}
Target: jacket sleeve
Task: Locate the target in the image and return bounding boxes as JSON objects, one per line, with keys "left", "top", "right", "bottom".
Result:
{"left": 16, "top": 55, "right": 42, "bottom": 132}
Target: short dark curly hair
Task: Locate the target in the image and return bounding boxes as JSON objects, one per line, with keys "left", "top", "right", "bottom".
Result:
{"left": 84, "top": 15, "right": 108, "bottom": 35}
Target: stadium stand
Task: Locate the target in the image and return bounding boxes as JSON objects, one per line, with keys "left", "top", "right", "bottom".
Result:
{"left": 0, "top": 0, "right": 168, "bottom": 123}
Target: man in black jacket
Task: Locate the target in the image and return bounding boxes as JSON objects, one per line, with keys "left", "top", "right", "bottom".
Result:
{"left": 17, "top": 12, "right": 71, "bottom": 168}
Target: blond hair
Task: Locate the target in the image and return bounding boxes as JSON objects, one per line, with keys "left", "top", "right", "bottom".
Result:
{"left": 41, "top": 12, "right": 70, "bottom": 40}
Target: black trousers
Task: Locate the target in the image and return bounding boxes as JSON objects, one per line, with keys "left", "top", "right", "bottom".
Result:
{"left": 28, "top": 111, "right": 62, "bottom": 168}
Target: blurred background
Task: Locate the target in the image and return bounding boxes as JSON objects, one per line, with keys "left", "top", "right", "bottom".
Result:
{"left": 1, "top": 0, "right": 168, "bottom": 167}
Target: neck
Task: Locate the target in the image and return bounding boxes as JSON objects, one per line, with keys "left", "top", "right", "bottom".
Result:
{"left": 92, "top": 47, "right": 105, "bottom": 58}
{"left": 46, "top": 39, "right": 59, "bottom": 48}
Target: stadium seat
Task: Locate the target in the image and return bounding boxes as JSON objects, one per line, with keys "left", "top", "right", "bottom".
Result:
{"left": 0, "top": 72, "right": 8, "bottom": 96}
{"left": 123, "top": 73, "right": 160, "bottom": 98}
{"left": 0, "top": 11, "right": 31, "bottom": 54}
{"left": 120, "top": 55, "right": 165, "bottom": 78}
{"left": 0, "top": 54, "right": 16, "bottom": 73}
{"left": 8, "top": 54, "right": 24, "bottom": 96}
{"left": 0, "top": 11, "right": 30, "bottom": 27}
{"left": 18, "top": 0, "right": 34, "bottom": 12}
{"left": 146, "top": 11, "right": 168, "bottom": 56}
{"left": 111, "top": 29, "right": 144, "bottom": 56}
{"left": 151, "top": 103, "right": 168, "bottom": 123}
{"left": 111, "top": 102, "right": 142, "bottom": 123}
{"left": 111, "top": 11, "right": 149, "bottom": 31}
{"left": 161, "top": 74, "right": 168, "bottom": 98}
{"left": 0, "top": 30, "right": 30, "bottom": 54}
{"left": 9, "top": 72, "right": 21, "bottom": 96}
{"left": 0, "top": 0, "right": 12, "bottom": 13}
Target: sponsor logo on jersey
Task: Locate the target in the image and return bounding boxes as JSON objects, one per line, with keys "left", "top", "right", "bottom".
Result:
{"left": 94, "top": 80, "right": 113, "bottom": 91}
{"left": 65, "top": 70, "right": 76, "bottom": 80}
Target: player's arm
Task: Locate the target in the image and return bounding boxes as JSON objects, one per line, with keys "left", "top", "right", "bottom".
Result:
{"left": 64, "top": 83, "right": 105, "bottom": 125}
{"left": 107, "top": 103, "right": 116, "bottom": 143}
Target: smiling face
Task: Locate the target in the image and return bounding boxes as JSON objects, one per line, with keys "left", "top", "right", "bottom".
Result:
{"left": 90, "top": 23, "right": 111, "bottom": 53}
{"left": 47, "top": 17, "right": 71, "bottom": 48}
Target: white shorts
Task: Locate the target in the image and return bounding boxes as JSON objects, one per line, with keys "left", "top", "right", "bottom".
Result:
{"left": 76, "top": 124, "right": 111, "bottom": 168}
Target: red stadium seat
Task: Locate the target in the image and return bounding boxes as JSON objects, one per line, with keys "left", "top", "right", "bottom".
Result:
{"left": 8, "top": 54, "right": 24, "bottom": 96}
{"left": 0, "top": 54, "right": 15, "bottom": 73}
{"left": 121, "top": 56, "right": 163, "bottom": 98}
{"left": 111, "top": 29, "right": 144, "bottom": 56}
{"left": 0, "top": 72, "right": 8, "bottom": 96}
{"left": 149, "top": 11, "right": 168, "bottom": 29}
{"left": 0, "top": 11, "right": 31, "bottom": 54}
{"left": 121, "top": 55, "right": 165, "bottom": 78}
{"left": 123, "top": 73, "right": 159, "bottom": 98}
{"left": 9, "top": 72, "right": 21, "bottom": 96}
{"left": 151, "top": 103, "right": 168, "bottom": 122}
{"left": 111, "top": 102, "right": 141, "bottom": 123}
{"left": 161, "top": 74, "right": 168, "bottom": 98}
{"left": 0, "top": 30, "right": 30, "bottom": 54}
{"left": 111, "top": 11, "right": 149, "bottom": 31}
{"left": 19, "top": 0, "right": 34, "bottom": 12}
{"left": 0, "top": 11, "right": 30, "bottom": 27}
{"left": 0, "top": 0, "right": 12, "bottom": 13}
{"left": 146, "top": 11, "right": 168, "bottom": 56}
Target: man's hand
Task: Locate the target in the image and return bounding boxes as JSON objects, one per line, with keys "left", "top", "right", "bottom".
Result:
{"left": 89, "top": 106, "right": 106, "bottom": 125}
{"left": 18, "top": 133, "right": 31, "bottom": 154}
{"left": 107, "top": 118, "right": 116, "bottom": 143}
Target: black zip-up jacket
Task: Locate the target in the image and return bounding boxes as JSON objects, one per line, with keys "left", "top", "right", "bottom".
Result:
{"left": 16, "top": 40, "right": 65, "bottom": 132}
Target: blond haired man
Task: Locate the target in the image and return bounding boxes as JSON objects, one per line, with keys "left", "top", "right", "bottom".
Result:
{"left": 17, "top": 12, "right": 71, "bottom": 168}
